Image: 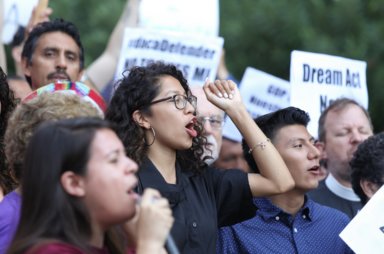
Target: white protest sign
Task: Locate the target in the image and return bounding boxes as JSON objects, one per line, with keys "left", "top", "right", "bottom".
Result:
{"left": 139, "top": 0, "right": 219, "bottom": 37}
{"left": 340, "top": 185, "right": 384, "bottom": 254}
{"left": 2, "top": 0, "right": 38, "bottom": 44}
{"left": 290, "top": 50, "right": 368, "bottom": 137}
{"left": 223, "top": 67, "right": 290, "bottom": 142}
{"left": 115, "top": 28, "right": 223, "bottom": 86}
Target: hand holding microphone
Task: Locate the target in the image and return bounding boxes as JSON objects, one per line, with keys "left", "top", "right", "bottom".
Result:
{"left": 135, "top": 188, "right": 177, "bottom": 254}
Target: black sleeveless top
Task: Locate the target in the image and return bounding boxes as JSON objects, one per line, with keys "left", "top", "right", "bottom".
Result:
{"left": 136, "top": 157, "right": 256, "bottom": 254}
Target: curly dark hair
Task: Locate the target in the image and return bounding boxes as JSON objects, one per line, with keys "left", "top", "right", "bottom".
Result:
{"left": 350, "top": 133, "right": 384, "bottom": 205}
{"left": 106, "top": 62, "right": 207, "bottom": 174}
{"left": 0, "top": 67, "right": 17, "bottom": 194}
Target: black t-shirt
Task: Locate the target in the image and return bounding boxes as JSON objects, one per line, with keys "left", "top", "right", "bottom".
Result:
{"left": 136, "top": 158, "right": 256, "bottom": 254}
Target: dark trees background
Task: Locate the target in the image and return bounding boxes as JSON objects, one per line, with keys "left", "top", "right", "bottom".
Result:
{"left": 6, "top": 0, "right": 384, "bottom": 131}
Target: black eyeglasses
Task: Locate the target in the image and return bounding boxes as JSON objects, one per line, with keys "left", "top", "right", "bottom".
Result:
{"left": 198, "top": 116, "right": 224, "bottom": 129}
{"left": 149, "top": 94, "right": 197, "bottom": 110}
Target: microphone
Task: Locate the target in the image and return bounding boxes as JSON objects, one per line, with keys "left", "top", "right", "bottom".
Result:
{"left": 166, "top": 234, "right": 180, "bottom": 254}
{"left": 136, "top": 194, "right": 180, "bottom": 254}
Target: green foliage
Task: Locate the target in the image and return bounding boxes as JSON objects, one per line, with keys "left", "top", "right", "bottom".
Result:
{"left": 5, "top": 0, "right": 384, "bottom": 131}
{"left": 220, "top": 0, "right": 384, "bottom": 132}
{"left": 48, "top": 0, "right": 126, "bottom": 66}
{"left": 5, "top": 0, "right": 125, "bottom": 69}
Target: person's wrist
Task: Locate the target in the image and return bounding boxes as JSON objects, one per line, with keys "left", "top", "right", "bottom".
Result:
{"left": 217, "top": 69, "right": 229, "bottom": 80}
{"left": 225, "top": 102, "right": 246, "bottom": 118}
{"left": 136, "top": 241, "right": 163, "bottom": 254}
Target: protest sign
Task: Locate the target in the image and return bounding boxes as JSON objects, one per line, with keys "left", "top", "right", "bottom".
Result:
{"left": 138, "top": 0, "right": 219, "bottom": 36}
{"left": 115, "top": 28, "right": 223, "bottom": 86}
{"left": 290, "top": 50, "right": 368, "bottom": 137}
{"left": 2, "top": 0, "right": 38, "bottom": 44}
{"left": 340, "top": 186, "right": 384, "bottom": 254}
{"left": 223, "top": 67, "right": 290, "bottom": 142}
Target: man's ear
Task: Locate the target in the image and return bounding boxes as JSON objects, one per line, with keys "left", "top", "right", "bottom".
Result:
{"left": 132, "top": 109, "right": 150, "bottom": 129}
{"left": 12, "top": 47, "right": 22, "bottom": 65}
{"left": 21, "top": 57, "right": 32, "bottom": 77}
{"left": 60, "top": 171, "right": 85, "bottom": 197}
{"left": 360, "top": 179, "right": 379, "bottom": 200}
{"left": 315, "top": 141, "right": 327, "bottom": 160}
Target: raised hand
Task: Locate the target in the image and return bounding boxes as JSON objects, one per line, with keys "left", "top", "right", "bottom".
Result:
{"left": 26, "top": 0, "right": 53, "bottom": 35}
{"left": 202, "top": 79, "right": 243, "bottom": 113}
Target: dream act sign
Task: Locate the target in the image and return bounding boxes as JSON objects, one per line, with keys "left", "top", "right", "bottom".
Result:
{"left": 115, "top": 28, "right": 224, "bottom": 86}
{"left": 290, "top": 50, "right": 368, "bottom": 137}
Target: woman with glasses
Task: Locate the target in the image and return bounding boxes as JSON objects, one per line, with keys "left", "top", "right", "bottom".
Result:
{"left": 106, "top": 62, "right": 294, "bottom": 253}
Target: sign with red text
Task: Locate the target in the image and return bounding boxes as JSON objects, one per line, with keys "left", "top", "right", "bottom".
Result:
{"left": 139, "top": 0, "right": 219, "bottom": 37}
{"left": 290, "top": 50, "right": 368, "bottom": 137}
{"left": 340, "top": 186, "right": 384, "bottom": 254}
{"left": 2, "top": 0, "right": 38, "bottom": 43}
{"left": 223, "top": 67, "right": 290, "bottom": 142}
{"left": 115, "top": 28, "right": 223, "bottom": 86}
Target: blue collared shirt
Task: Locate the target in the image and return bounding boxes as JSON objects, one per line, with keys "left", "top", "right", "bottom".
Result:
{"left": 217, "top": 197, "right": 353, "bottom": 254}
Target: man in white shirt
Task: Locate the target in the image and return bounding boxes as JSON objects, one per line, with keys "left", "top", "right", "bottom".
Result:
{"left": 308, "top": 98, "right": 373, "bottom": 218}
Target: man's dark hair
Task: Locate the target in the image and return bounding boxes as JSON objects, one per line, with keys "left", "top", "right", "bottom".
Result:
{"left": 243, "top": 107, "right": 310, "bottom": 173}
{"left": 11, "top": 26, "right": 25, "bottom": 48}
{"left": 21, "top": 19, "right": 85, "bottom": 85}
{"left": 350, "top": 133, "right": 384, "bottom": 205}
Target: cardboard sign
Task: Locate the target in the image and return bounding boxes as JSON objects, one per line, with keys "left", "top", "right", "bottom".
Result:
{"left": 223, "top": 67, "right": 290, "bottom": 142}
{"left": 2, "top": 0, "right": 38, "bottom": 44}
{"left": 115, "top": 28, "right": 223, "bottom": 86}
{"left": 290, "top": 50, "right": 368, "bottom": 137}
{"left": 340, "top": 186, "right": 384, "bottom": 254}
{"left": 138, "top": 0, "right": 219, "bottom": 37}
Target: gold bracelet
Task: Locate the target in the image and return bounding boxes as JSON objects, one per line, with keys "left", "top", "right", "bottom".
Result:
{"left": 248, "top": 139, "right": 270, "bottom": 154}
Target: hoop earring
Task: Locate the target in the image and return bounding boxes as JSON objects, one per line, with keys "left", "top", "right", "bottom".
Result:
{"left": 144, "top": 126, "right": 156, "bottom": 146}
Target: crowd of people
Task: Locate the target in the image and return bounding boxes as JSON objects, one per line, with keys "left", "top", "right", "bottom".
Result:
{"left": 1, "top": 0, "right": 383, "bottom": 253}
